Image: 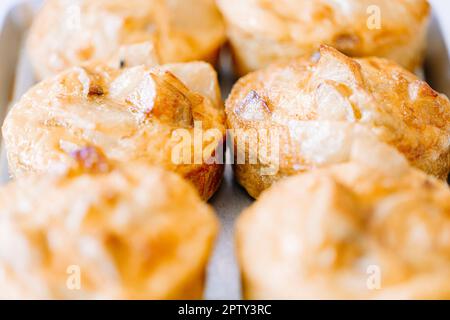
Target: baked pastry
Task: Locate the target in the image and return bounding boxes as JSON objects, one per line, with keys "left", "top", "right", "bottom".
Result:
{"left": 2, "top": 56, "right": 226, "bottom": 200}
{"left": 217, "top": 0, "right": 430, "bottom": 75}
{"left": 28, "top": 0, "right": 226, "bottom": 79}
{"left": 237, "top": 144, "right": 450, "bottom": 299}
{"left": 0, "top": 158, "right": 218, "bottom": 299}
{"left": 226, "top": 46, "right": 450, "bottom": 198}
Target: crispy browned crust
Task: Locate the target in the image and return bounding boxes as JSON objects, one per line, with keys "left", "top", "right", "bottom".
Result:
{"left": 3, "top": 60, "right": 226, "bottom": 201}
{"left": 226, "top": 46, "right": 450, "bottom": 198}
{"left": 185, "top": 137, "right": 226, "bottom": 200}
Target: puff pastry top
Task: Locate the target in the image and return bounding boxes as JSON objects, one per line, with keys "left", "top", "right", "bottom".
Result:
{"left": 226, "top": 46, "right": 450, "bottom": 180}
{"left": 2, "top": 57, "right": 225, "bottom": 191}
{"left": 0, "top": 162, "right": 218, "bottom": 299}
{"left": 238, "top": 154, "right": 450, "bottom": 299}
{"left": 217, "top": 0, "right": 430, "bottom": 71}
{"left": 28, "top": 0, "right": 226, "bottom": 79}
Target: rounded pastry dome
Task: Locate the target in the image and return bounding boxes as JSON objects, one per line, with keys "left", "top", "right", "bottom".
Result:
{"left": 217, "top": 0, "right": 430, "bottom": 75}
{"left": 28, "top": 0, "right": 226, "bottom": 79}
{"left": 226, "top": 46, "right": 450, "bottom": 198}
{"left": 0, "top": 161, "right": 218, "bottom": 299}
{"left": 237, "top": 156, "right": 450, "bottom": 299}
{"left": 3, "top": 57, "right": 226, "bottom": 200}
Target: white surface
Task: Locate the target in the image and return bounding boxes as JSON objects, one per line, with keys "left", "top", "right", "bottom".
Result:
{"left": 431, "top": 0, "right": 450, "bottom": 47}
{"left": 0, "top": 0, "right": 19, "bottom": 22}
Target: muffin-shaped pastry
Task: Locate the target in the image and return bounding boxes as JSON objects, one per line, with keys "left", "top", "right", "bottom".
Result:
{"left": 0, "top": 159, "right": 218, "bottom": 299}
{"left": 226, "top": 46, "right": 450, "bottom": 198}
{"left": 237, "top": 145, "right": 450, "bottom": 299}
{"left": 28, "top": 0, "right": 226, "bottom": 79}
{"left": 217, "top": 0, "right": 430, "bottom": 75}
{"left": 2, "top": 58, "right": 225, "bottom": 200}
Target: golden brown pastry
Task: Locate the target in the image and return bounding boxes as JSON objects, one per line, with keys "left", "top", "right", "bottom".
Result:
{"left": 28, "top": 0, "right": 226, "bottom": 79}
{"left": 0, "top": 159, "right": 218, "bottom": 299}
{"left": 217, "top": 0, "right": 430, "bottom": 75}
{"left": 237, "top": 145, "right": 450, "bottom": 299}
{"left": 226, "top": 46, "right": 450, "bottom": 198}
{"left": 2, "top": 55, "right": 225, "bottom": 200}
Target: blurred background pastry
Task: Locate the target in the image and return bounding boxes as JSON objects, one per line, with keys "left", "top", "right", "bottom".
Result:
{"left": 2, "top": 55, "right": 226, "bottom": 200}
{"left": 226, "top": 46, "right": 450, "bottom": 198}
{"left": 217, "top": 0, "right": 431, "bottom": 75}
{"left": 0, "top": 160, "right": 218, "bottom": 299}
{"left": 27, "top": 0, "right": 226, "bottom": 79}
{"left": 237, "top": 144, "right": 450, "bottom": 299}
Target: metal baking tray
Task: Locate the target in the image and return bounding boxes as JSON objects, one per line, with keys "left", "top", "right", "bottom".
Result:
{"left": 0, "top": 1, "right": 449, "bottom": 300}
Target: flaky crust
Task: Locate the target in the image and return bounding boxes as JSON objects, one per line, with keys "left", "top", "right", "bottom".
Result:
{"left": 28, "top": 0, "right": 226, "bottom": 79}
{"left": 0, "top": 163, "right": 218, "bottom": 299}
{"left": 237, "top": 157, "right": 450, "bottom": 299}
{"left": 2, "top": 59, "right": 226, "bottom": 200}
{"left": 226, "top": 46, "right": 450, "bottom": 198}
{"left": 217, "top": 0, "right": 430, "bottom": 74}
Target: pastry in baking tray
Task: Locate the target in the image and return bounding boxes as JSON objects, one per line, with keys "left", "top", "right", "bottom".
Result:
{"left": 0, "top": 159, "right": 218, "bottom": 299}
{"left": 217, "top": 0, "right": 431, "bottom": 75}
{"left": 2, "top": 55, "right": 226, "bottom": 200}
{"left": 226, "top": 45, "right": 450, "bottom": 198}
{"left": 27, "top": 0, "right": 226, "bottom": 79}
{"left": 237, "top": 145, "right": 450, "bottom": 299}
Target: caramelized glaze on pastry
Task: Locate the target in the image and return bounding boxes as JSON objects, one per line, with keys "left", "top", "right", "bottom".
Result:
{"left": 226, "top": 46, "right": 450, "bottom": 198}
{"left": 2, "top": 56, "right": 225, "bottom": 200}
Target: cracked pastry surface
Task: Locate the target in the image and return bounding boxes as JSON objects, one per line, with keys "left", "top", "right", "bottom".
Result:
{"left": 2, "top": 56, "right": 226, "bottom": 200}
{"left": 217, "top": 0, "right": 430, "bottom": 75}
{"left": 226, "top": 46, "right": 450, "bottom": 199}
{"left": 237, "top": 150, "right": 450, "bottom": 299}
{"left": 28, "top": 0, "right": 226, "bottom": 79}
{"left": 0, "top": 161, "right": 218, "bottom": 299}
